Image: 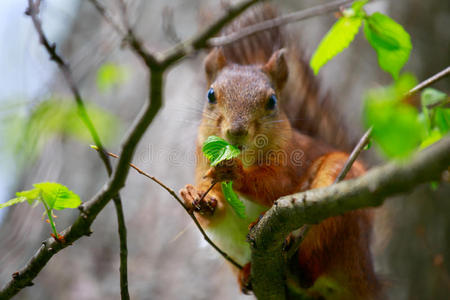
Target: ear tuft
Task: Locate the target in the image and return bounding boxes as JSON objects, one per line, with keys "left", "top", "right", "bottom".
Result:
{"left": 204, "top": 48, "right": 227, "bottom": 85}
{"left": 262, "top": 48, "right": 288, "bottom": 91}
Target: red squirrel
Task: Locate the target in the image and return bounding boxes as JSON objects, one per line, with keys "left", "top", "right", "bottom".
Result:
{"left": 180, "top": 5, "right": 381, "bottom": 299}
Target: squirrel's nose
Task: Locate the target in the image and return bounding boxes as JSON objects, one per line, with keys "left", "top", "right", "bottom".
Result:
{"left": 226, "top": 126, "right": 248, "bottom": 140}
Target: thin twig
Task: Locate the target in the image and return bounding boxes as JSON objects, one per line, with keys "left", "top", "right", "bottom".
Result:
{"left": 334, "top": 127, "right": 373, "bottom": 183}
{"left": 159, "top": 0, "right": 262, "bottom": 68}
{"left": 96, "top": 148, "right": 243, "bottom": 270}
{"left": 87, "top": 0, "right": 125, "bottom": 35}
{"left": 407, "top": 66, "right": 450, "bottom": 96}
{"left": 250, "top": 65, "right": 450, "bottom": 298}
{"left": 209, "top": 0, "right": 353, "bottom": 47}
{"left": 0, "top": 1, "right": 264, "bottom": 297}
{"left": 24, "top": 1, "right": 132, "bottom": 299}
{"left": 284, "top": 66, "right": 450, "bottom": 261}
{"left": 198, "top": 181, "right": 217, "bottom": 204}
{"left": 27, "top": 1, "right": 131, "bottom": 299}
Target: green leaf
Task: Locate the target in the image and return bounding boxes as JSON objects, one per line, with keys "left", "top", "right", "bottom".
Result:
{"left": 363, "top": 74, "right": 424, "bottom": 158}
{"left": 0, "top": 197, "right": 28, "bottom": 209}
{"left": 16, "top": 99, "right": 120, "bottom": 160}
{"left": 363, "top": 13, "right": 412, "bottom": 79}
{"left": 310, "top": 16, "right": 362, "bottom": 74}
{"left": 420, "top": 129, "right": 442, "bottom": 149}
{"left": 202, "top": 136, "right": 241, "bottom": 166}
{"left": 16, "top": 189, "right": 40, "bottom": 205}
{"left": 33, "top": 182, "right": 82, "bottom": 210}
{"left": 221, "top": 181, "right": 246, "bottom": 218}
{"left": 96, "top": 63, "right": 127, "bottom": 92}
{"left": 435, "top": 107, "right": 450, "bottom": 133}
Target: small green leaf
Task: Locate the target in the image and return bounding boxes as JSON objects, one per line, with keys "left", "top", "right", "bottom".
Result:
{"left": 310, "top": 16, "right": 362, "bottom": 74}
{"left": 221, "top": 181, "right": 246, "bottom": 218}
{"left": 202, "top": 136, "right": 241, "bottom": 166}
{"left": 96, "top": 63, "right": 127, "bottom": 92}
{"left": 33, "top": 182, "right": 82, "bottom": 210}
{"left": 363, "top": 13, "right": 412, "bottom": 79}
{"left": 0, "top": 197, "right": 28, "bottom": 209}
{"left": 16, "top": 189, "right": 40, "bottom": 205}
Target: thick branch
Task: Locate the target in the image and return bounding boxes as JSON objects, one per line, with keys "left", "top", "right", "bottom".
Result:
{"left": 249, "top": 137, "right": 450, "bottom": 299}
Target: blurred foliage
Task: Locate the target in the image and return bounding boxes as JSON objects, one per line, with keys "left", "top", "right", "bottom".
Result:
{"left": 1, "top": 97, "right": 120, "bottom": 162}
{"left": 96, "top": 63, "right": 128, "bottom": 93}
{"left": 363, "top": 75, "right": 449, "bottom": 159}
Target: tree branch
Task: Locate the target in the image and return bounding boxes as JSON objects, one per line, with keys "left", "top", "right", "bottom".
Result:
{"left": 209, "top": 0, "right": 353, "bottom": 47}
{"left": 159, "top": 0, "right": 263, "bottom": 68}
{"left": 0, "top": 1, "right": 259, "bottom": 298}
{"left": 250, "top": 137, "right": 450, "bottom": 299}
{"left": 25, "top": 1, "right": 130, "bottom": 299}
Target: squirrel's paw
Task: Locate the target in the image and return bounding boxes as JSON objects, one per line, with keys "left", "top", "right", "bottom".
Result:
{"left": 179, "top": 184, "right": 217, "bottom": 215}
{"left": 238, "top": 263, "right": 252, "bottom": 294}
{"left": 204, "top": 158, "right": 243, "bottom": 183}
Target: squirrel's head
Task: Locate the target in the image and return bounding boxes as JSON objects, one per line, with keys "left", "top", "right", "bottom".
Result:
{"left": 200, "top": 48, "right": 291, "bottom": 165}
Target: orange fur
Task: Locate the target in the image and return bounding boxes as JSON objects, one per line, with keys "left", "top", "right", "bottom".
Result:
{"left": 179, "top": 5, "right": 381, "bottom": 299}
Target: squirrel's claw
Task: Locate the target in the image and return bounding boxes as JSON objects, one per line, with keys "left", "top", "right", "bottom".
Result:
{"left": 179, "top": 184, "right": 217, "bottom": 215}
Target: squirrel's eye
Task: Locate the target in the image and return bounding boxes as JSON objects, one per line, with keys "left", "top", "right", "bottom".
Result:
{"left": 207, "top": 88, "right": 216, "bottom": 104}
{"left": 266, "top": 94, "right": 277, "bottom": 110}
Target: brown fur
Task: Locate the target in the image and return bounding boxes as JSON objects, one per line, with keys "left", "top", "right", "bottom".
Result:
{"left": 180, "top": 4, "right": 381, "bottom": 299}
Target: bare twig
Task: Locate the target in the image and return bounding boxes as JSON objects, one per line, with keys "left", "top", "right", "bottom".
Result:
{"left": 87, "top": 0, "right": 125, "bottom": 35}
{"left": 1, "top": 1, "right": 258, "bottom": 297}
{"left": 209, "top": 0, "right": 353, "bottom": 47}
{"left": 25, "top": 1, "right": 130, "bottom": 299}
{"left": 407, "top": 66, "right": 450, "bottom": 96}
{"left": 96, "top": 148, "right": 243, "bottom": 270}
{"left": 159, "top": 0, "right": 263, "bottom": 68}
{"left": 334, "top": 127, "right": 373, "bottom": 183}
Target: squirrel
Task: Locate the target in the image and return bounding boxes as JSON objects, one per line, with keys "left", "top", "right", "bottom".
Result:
{"left": 180, "top": 4, "right": 381, "bottom": 300}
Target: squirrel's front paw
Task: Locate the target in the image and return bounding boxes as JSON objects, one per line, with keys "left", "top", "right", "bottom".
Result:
{"left": 179, "top": 184, "right": 217, "bottom": 215}
{"left": 204, "top": 158, "right": 243, "bottom": 183}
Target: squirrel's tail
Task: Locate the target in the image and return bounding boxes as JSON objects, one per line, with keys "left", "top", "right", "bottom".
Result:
{"left": 218, "top": 4, "right": 352, "bottom": 151}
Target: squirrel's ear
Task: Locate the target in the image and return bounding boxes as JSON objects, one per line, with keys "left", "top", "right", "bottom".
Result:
{"left": 262, "top": 49, "right": 288, "bottom": 91}
{"left": 204, "top": 48, "right": 227, "bottom": 85}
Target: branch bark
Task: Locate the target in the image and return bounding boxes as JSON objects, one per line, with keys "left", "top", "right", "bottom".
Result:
{"left": 0, "top": 1, "right": 260, "bottom": 298}
{"left": 26, "top": 1, "right": 130, "bottom": 299}
{"left": 249, "top": 137, "right": 450, "bottom": 299}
